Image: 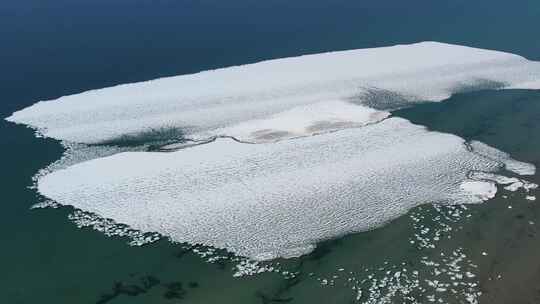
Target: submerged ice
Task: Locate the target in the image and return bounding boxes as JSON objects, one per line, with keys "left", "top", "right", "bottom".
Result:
{"left": 7, "top": 42, "right": 540, "bottom": 260}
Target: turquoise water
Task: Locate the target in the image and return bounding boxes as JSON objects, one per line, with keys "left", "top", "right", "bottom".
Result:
{"left": 2, "top": 1, "right": 540, "bottom": 303}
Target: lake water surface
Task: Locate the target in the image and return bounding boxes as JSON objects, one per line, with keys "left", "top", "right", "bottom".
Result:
{"left": 2, "top": 1, "right": 540, "bottom": 303}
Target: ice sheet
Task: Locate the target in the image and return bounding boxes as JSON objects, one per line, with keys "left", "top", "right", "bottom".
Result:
{"left": 38, "top": 118, "right": 506, "bottom": 260}
{"left": 7, "top": 42, "right": 540, "bottom": 144}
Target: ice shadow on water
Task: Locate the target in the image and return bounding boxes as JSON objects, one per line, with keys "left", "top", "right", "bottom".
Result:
{"left": 96, "top": 275, "right": 160, "bottom": 304}
{"left": 255, "top": 275, "right": 300, "bottom": 304}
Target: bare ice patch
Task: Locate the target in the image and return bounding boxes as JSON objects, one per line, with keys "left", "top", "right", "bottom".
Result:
{"left": 199, "top": 100, "right": 389, "bottom": 143}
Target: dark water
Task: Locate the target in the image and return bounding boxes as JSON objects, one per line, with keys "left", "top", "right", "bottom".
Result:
{"left": 2, "top": 1, "right": 540, "bottom": 303}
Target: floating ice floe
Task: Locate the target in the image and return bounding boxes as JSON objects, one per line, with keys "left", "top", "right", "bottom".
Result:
{"left": 7, "top": 42, "right": 540, "bottom": 260}
{"left": 36, "top": 118, "right": 529, "bottom": 259}
{"left": 459, "top": 181, "right": 497, "bottom": 202}
{"left": 6, "top": 42, "right": 540, "bottom": 144}
{"left": 468, "top": 141, "right": 536, "bottom": 176}
{"left": 468, "top": 172, "right": 538, "bottom": 193}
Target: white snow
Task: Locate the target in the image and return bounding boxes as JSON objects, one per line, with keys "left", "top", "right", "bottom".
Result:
{"left": 6, "top": 42, "right": 540, "bottom": 144}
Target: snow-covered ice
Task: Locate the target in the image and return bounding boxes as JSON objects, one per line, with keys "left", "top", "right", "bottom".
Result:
{"left": 7, "top": 42, "right": 540, "bottom": 144}
{"left": 38, "top": 118, "right": 509, "bottom": 259}
{"left": 459, "top": 181, "right": 497, "bottom": 202}
{"left": 468, "top": 141, "right": 536, "bottom": 176}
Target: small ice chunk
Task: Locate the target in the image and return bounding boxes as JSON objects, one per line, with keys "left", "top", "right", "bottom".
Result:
{"left": 505, "top": 182, "right": 524, "bottom": 192}
{"left": 460, "top": 181, "right": 497, "bottom": 203}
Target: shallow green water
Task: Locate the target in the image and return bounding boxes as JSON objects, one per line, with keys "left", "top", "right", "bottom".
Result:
{"left": 3, "top": 1, "right": 540, "bottom": 303}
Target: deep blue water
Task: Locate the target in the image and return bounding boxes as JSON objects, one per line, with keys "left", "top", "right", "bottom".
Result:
{"left": 2, "top": 1, "right": 540, "bottom": 303}
{"left": 2, "top": 0, "right": 540, "bottom": 118}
